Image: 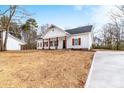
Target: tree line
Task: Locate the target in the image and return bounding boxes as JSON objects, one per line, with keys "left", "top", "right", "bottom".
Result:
{"left": 0, "top": 5, "right": 124, "bottom": 51}
{"left": 93, "top": 6, "right": 124, "bottom": 50}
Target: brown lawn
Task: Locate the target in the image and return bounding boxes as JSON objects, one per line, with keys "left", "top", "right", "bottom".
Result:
{"left": 0, "top": 50, "right": 94, "bottom": 88}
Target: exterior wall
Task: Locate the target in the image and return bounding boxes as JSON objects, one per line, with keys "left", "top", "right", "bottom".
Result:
{"left": 37, "top": 37, "right": 65, "bottom": 49}
{"left": 37, "top": 26, "right": 68, "bottom": 50}
{"left": 58, "top": 37, "right": 65, "bottom": 49}
{"left": 36, "top": 26, "right": 92, "bottom": 50}
{"left": 48, "top": 38, "right": 56, "bottom": 49}
{"left": 89, "top": 33, "right": 92, "bottom": 49}
{"left": 0, "top": 31, "right": 3, "bottom": 51}
{"left": 37, "top": 39, "right": 43, "bottom": 49}
{"left": 2, "top": 31, "right": 25, "bottom": 50}
{"left": 43, "top": 39, "right": 49, "bottom": 49}
{"left": 6, "top": 36, "right": 21, "bottom": 50}
{"left": 37, "top": 33, "right": 92, "bottom": 50}
{"left": 43, "top": 27, "right": 67, "bottom": 39}
{"left": 67, "top": 32, "right": 92, "bottom": 50}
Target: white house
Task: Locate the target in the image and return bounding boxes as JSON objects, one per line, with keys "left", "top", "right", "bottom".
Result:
{"left": 37, "top": 25, "right": 93, "bottom": 50}
{"left": 0, "top": 31, "right": 26, "bottom": 50}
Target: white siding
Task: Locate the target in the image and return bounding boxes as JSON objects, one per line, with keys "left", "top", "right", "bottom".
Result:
{"left": 6, "top": 36, "right": 21, "bottom": 50}
{"left": 37, "top": 37, "right": 64, "bottom": 49}
{"left": 43, "top": 39, "right": 49, "bottom": 49}
{"left": 36, "top": 26, "right": 92, "bottom": 50}
{"left": 67, "top": 32, "right": 92, "bottom": 49}
{"left": 2, "top": 31, "right": 26, "bottom": 50}
{"left": 48, "top": 38, "right": 56, "bottom": 49}
{"left": 58, "top": 37, "right": 64, "bottom": 49}
{"left": 37, "top": 33, "right": 92, "bottom": 50}
{"left": 43, "top": 28, "right": 67, "bottom": 39}
{"left": 88, "top": 33, "right": 92, "bottom": 49}
{"left": 37, "top": 39, "right": 43, "bottom": 49}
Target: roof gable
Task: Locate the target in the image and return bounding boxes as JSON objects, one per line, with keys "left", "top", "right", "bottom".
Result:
{"left": 65, "top": 25, "right": 93, "bottom": 34}
{"left": 8, "top": 33, "right": 26, "bottom": 44}
{"left": 43, "top": 25, "right": 69, "bottom": 39}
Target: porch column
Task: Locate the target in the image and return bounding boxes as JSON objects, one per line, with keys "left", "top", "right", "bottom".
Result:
{"left": 42, "top": 39, "right": 44, "bottom": 49}
{"left": 65, "top": 36, "right": 66, "bottom": 49}
{"left": 56, "top": 37, "right": 58, "bottom": 49}
{"left": 49, "top": 38, "right": 50, "bottom": 50}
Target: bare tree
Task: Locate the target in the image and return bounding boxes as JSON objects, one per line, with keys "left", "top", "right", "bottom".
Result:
{"left": 101, "top": 23, "right": 115, "bottom": 49}
{"left": 109, "top": 6, "right": 124, "bottom": 50}
{"left": 40, "top": 24, "right": 50, "bottom": 35}
{"left": 90, "top": 5, "right": 124, "bottom": 50}
{"left": 0, "top": 6, "right": 17, "bottom": 50}
{"left": 0, "top": 5, "right": 30, "bottom": 51}
{"left": 98, "top": 5, "right": 124, "bottom": 50}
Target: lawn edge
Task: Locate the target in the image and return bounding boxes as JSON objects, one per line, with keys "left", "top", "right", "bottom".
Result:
{"left": 84, "top": 51, "right": 98, "bottom": 88}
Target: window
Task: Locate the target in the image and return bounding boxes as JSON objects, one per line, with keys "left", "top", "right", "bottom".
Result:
{"left": 54, "top": 41, "right": 58, "bottom": 46}
{"left": 50, "top": 41, "right": 53, "bottom": 46}
{"left": 74, "top": 39, "right": 79, "bottom": 45}
{"left": 37, "top": 42, "right": 42, "bottom": 47}
{"left": 72, "top": 38, "right": 81, "bottom": 46}
{"left": 40, "top": 42, "right": 42, "bottom": 47}
{"left": 37, "top": 42, "right": 39, "bottom": 47}
{"left": 44, "top": 42, "right": 48, "bottom": 47}
{"left": 50, "top": 41, "right": 58, "bottom": 46}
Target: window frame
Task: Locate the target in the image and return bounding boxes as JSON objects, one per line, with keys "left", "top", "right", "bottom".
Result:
{"left": 50, "top": 41, "right": 53, "bottom": 46}
{"left": 44, "top": 42, "right": 48, "bottom": 47}
{"left": 40, "top": 42, "right": 42, "bottom": 47}
{"left": 74, "top": 39, "right": 79, "bottom": 45}
{"left": 72, "top": 38, "right": 81, "bottom": 46}
{"left": 37, "top": 42, "right": 39, "bottom": 47}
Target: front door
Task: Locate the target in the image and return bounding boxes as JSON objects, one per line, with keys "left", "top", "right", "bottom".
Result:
{"left": 63, "top": 40, "right": 66, "bottom": 49}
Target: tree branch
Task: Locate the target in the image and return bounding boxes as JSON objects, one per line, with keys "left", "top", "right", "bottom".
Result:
{"left": 0, "top": 7, "right": 11, "bottom": 16}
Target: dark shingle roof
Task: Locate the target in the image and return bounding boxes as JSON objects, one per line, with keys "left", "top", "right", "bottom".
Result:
{"left": 65, "top": 25, "right": 93, "bottom": 34}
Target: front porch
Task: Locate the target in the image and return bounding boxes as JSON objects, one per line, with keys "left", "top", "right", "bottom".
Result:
{"left": 42, "top": 36, "right": 67, "bottom": 50}
{"left": 37, "top": 25, "right": 70, "bottom": 50}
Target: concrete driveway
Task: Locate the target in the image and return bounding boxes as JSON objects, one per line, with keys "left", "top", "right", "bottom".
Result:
{"left": 85, "top": 51, "right": 124, "bottom": 88}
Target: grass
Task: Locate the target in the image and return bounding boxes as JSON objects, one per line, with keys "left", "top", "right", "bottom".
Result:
{"left": 0, "top": 50, "right": 94, "bottom": 88}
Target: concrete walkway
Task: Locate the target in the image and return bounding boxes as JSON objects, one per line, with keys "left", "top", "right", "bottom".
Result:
{"left": 85, "top": 51, "right": 124, "bottom": 88}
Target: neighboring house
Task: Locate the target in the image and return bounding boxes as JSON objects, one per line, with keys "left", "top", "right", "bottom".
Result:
{"left": 0, "top": 31, "right": 26, "bottom": 51}
{"left": 37, "top": 25, "right": 93, "bottom": 50}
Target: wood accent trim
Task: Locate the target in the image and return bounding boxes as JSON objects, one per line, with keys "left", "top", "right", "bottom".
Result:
{"left": 72, "top": 38, "right": 74, "bottom": 46}
{"left": 49, "top": 38, "right": 50, "bottom": 50}
{"left": 56, "top": 37, "right": 58, "bottom": 49}
{"left": 42, "top": 39, "right": 44, "bottom": 49}
{"left": 65, "top": 36, "right": 66, "bottom": 49}
{"left": 78, "top": 38, "right": 81, "bottom": 45}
